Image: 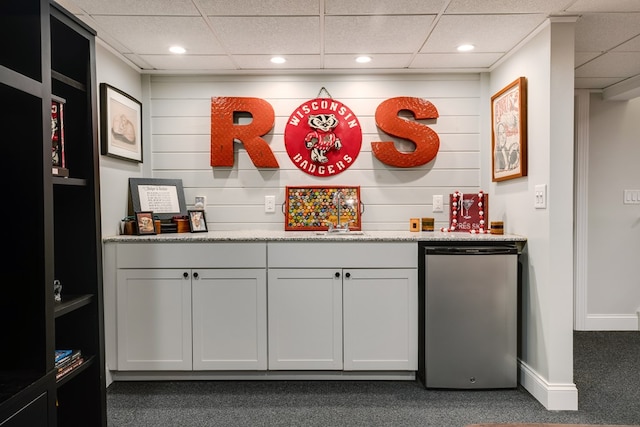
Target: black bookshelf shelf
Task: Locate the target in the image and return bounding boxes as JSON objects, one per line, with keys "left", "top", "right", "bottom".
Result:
{"left": 54, "top": 294, "right": 94, "bottom": 318}
{"left": 52, "top": 176, "right": 87, "bottom": 186}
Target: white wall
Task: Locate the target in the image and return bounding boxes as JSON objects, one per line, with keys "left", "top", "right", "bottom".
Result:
{"left": 586, "top": 94, "right": 640, "bottom": 329}
{"left": 147, "top": 74, "right": 483, "bottom": 231}
{"left": 488, "top": 19, "right": 577, "bottom": 410}
{"left": 96, "top": 41, "right": 144, "bottom": 237}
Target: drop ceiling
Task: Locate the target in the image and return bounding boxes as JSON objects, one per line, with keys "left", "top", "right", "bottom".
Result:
{"left": 55, "top": 0, "right": 640, "bottom": 98}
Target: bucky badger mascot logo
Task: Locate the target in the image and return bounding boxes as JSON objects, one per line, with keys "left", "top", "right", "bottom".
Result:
{"left": 305, "top": 114, "right": 342, "bottom": 163}
{"left": 284, "top": 98, "right": 362, "bottom": 177}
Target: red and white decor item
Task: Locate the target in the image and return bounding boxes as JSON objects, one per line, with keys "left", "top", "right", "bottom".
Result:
{"left": 284, "top": 93, "right": 362, "bottom": 177}
{"left": 441, "top": 190, "right": 489, "bottom": 234}
{"left": 51, "top": 96, "right": 69, "bottom": 177}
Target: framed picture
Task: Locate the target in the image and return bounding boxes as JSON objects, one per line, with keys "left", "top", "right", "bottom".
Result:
{"left": 188, "top": 210, "right": 208, "bottom": 232}
{"left": 135, "top": 211, "right": 156, "bottom": 235}
{"left": 491, "top": 77, "right": 527, "bottom": 182}
{"left": 128, "top": 178, "right": 187, "bottom": 222}
{"left": 100, "top": 83, "right": 142, "bottom": 163}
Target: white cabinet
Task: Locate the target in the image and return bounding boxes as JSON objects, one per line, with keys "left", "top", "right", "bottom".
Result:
{"left": 343, "top": 268, "right": 417, "bottom": 371}
{"left": 267, "top": 269, "right": 343, "bottom": 370}
{"left": 107, "top": 242, "right": 267, "bottom": 372}
{"left": 116, "top": 269, "right": 192, "bottom": 370}
{"left": 267, "top": 242, "right": 418, "bottom": 372}
{"left": 193, "top": 269, "right": 267, "bottom": 370}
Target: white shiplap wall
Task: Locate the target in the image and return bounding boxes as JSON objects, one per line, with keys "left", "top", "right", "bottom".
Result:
{"left": 148, "top": 74, "right": 482, "bottom": 231}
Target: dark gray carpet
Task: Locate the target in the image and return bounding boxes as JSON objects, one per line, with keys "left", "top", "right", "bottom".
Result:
{"left": 107, "top": 331, "right": 640, "bottom": 427}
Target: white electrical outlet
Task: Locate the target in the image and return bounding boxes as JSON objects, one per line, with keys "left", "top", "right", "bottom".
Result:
{"left": 433, "top": 195, "right": 443, "bottom": 212}
{"left": 534, "top": 184, "right": 547, "bottom": 209}
{"left": 265, "top": 195, "right": 276, "bottom": 213}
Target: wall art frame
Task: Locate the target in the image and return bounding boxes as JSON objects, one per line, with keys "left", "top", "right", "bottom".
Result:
{"left": 100, "top": 83, "right": 143, "bottom": 163}
{"left": 135, "top": 211, "right": 156, "bottom": 235}
{"left": 188, "top": 210, "right": 208, "bottom": 232}
{"left": 491, "top": 77, "right": 527, "bottom": 182}
{"left": 128, "top": 178, "right": 187, "bottom": 222}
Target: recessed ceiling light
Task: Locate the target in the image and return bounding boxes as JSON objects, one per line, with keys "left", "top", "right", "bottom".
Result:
{"left": 457, "top": 44, "right": 475, "bottom": 52}
{"left": 271, "top": 56, "right": 286, "bottom": 64}
{"left": 356, "top": 56, "right": 372, "bottom": 64}
{"left": 169, "top": 46, "right": 186, "bottom": 54}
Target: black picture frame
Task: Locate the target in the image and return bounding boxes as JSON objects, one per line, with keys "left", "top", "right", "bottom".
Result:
{"left": 128, "top": 178, "right": 187, "bottom": 222}
{"left": 100, "top": 83, "right": 143, "bottom": 163}
{"left": 135, "top": 211, "right": 156, "bottom": 235}
{"left": 188, "top": 210, "right": 208, "bottom": 233}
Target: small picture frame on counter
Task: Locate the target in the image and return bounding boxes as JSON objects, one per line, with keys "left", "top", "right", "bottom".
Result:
{"left": 188, "top": 210, "right": 208, "bottom": 232}
{"left": 135, "top": 211, "right": 156, "bottom": 235}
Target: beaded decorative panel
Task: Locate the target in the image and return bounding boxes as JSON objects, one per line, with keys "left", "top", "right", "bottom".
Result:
{"left": 284, "top": 186, "right": 361, "bottom": 231}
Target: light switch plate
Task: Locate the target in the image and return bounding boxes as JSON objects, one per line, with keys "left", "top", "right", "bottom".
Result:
{"left": 535, "top": 184, "right": 547, "bottom": 209}
{"left": 265, "top": 195, "right": 276, "bottom": 213}
{"left": 433, "top": 195, "right": 443, "bottom": 212}
{"left": 623, "top": 189, "right": 640, "bottom": 204}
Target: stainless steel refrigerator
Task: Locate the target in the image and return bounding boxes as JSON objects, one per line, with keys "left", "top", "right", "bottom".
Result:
{"left": 423, "top": 244, "right": 518, "bottom": 389}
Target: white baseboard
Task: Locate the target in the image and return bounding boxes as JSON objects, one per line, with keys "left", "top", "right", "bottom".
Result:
{"left": 519, "top": 361, "right": 578, "bottom": 410}
{"left": 582, "top": 314, "right": 639, "bottom": 331}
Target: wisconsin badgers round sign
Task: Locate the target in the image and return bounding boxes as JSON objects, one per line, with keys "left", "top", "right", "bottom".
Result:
{"left": 284, "top": 98, "right": 362, "bottom": 177}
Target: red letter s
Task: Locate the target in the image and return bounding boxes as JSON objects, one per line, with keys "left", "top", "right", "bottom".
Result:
{"left": 372, "top": 97, "right": 440, "bottom": 167}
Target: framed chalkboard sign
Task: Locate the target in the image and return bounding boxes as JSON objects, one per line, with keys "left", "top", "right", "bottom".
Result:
{"left": 128, "top": 178, "right": 187, "bottom": 221}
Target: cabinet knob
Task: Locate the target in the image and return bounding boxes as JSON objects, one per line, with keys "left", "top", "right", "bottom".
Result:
{"left": 183, "top": 272, "right": 189, "bottom": 279}
{"left": 193, "top": 272, "right": 199, "bottom": 279}
{"left": 345, "top": 272, "right": 351, "bottom": 279}
{"left": 334, "top": 272, "right": 340, "bottom": 278}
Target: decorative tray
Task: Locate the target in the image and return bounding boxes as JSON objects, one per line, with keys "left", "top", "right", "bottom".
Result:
{"left": 284, "top": 186, "right": 362, "bottom": 231}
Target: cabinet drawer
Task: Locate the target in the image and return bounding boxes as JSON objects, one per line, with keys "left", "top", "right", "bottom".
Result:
{"left": 115, "top": 242, "right": 266, "bottom": 268}
{"left": 267, "top": 242, "right": 417, "bottom": 268}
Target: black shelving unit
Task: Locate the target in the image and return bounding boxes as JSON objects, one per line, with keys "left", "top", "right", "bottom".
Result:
{"left": 0, "top": 1, "right": 106, "bottom": 425}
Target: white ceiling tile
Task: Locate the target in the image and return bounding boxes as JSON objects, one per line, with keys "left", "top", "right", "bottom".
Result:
{"left": 209, "top": 16, "right": 320, "bottom": 54}
{"left": 138, "top": 54, "right": 237, "bottom": 71}
{"left": 199, "top": 0, "right": 319, "bottom": 16}
{"left": 422, "top": 14, "right": 547, "bottom": 53}
{"left": 67, "top": 0, "right": 199, "bottom": 15}
{"left": 411, "top": 53, "right": 502, "bottom": 69}
{"left": 613, "top": 35, "right": 640, "bottom": 52}
{"left": 92, "top": 16, "right": 225, "bottom": 54}
{"left": 445, "top": 0, "right": 573, "bottom": 14}
{"left": 574, "top": 13, "right": 640, "bottom": 52}
{"left": 233, "top": 55, "right": 321, "bottom": 69}
{"left": 575, "top": 52, "right": 601, "bottom": 67}
{"left": 574, "top": 77, "right": 625, "bottom": 89}
{"left": 324, "top": 15, "right": 435, "bottom": 54}
{"left": 325, "top": 0, "right": 444, "bottom": 15}
{"left": 324, "top": 54, "right": 413, "bottom": 69}
{"left": 575, "top": 52, "right": 640, "bottom": 78}
{"left": 567, "top": 0, "right": 640, "bottom": 13}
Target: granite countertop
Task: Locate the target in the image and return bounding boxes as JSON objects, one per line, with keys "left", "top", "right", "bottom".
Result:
{"left": 103, "top": 230, "right": 527, "bottom": 243}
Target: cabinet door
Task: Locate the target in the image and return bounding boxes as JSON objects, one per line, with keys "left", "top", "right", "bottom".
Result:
{"left": 343, "top": 269, "right": 418, "bottom": 371}
{"left": 268, "top": 269, "right": 343, "bottom": 370}
{"left": 192, "top": 269, "right": 267, "bottom": 370}
{"left": 116, "top": 269, "right": 192, "bottom": 370}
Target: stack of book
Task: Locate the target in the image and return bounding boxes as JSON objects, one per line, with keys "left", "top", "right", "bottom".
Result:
{"left": 54, "top": 349, "right": 84, "bottom": 380}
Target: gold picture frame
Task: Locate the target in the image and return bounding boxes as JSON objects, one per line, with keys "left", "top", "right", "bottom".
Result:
{"left": 491, "top": 77, "right": 527, "bottom": 182}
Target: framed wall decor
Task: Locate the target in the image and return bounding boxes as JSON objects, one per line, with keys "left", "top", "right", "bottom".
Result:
{"left": 100, "top": 83, "right": 142, "bottom": 163}
{"left": 135, "top": 211, "right": 156, "bottom": 235}
{"left": 128, "top": 178, "right": 187, "bottom": 222}
{"left": 188, "top": 210, "right": 208, "bottom": 232}
{"left": 491, "top": 77, "right": 527, "bottom": 182}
